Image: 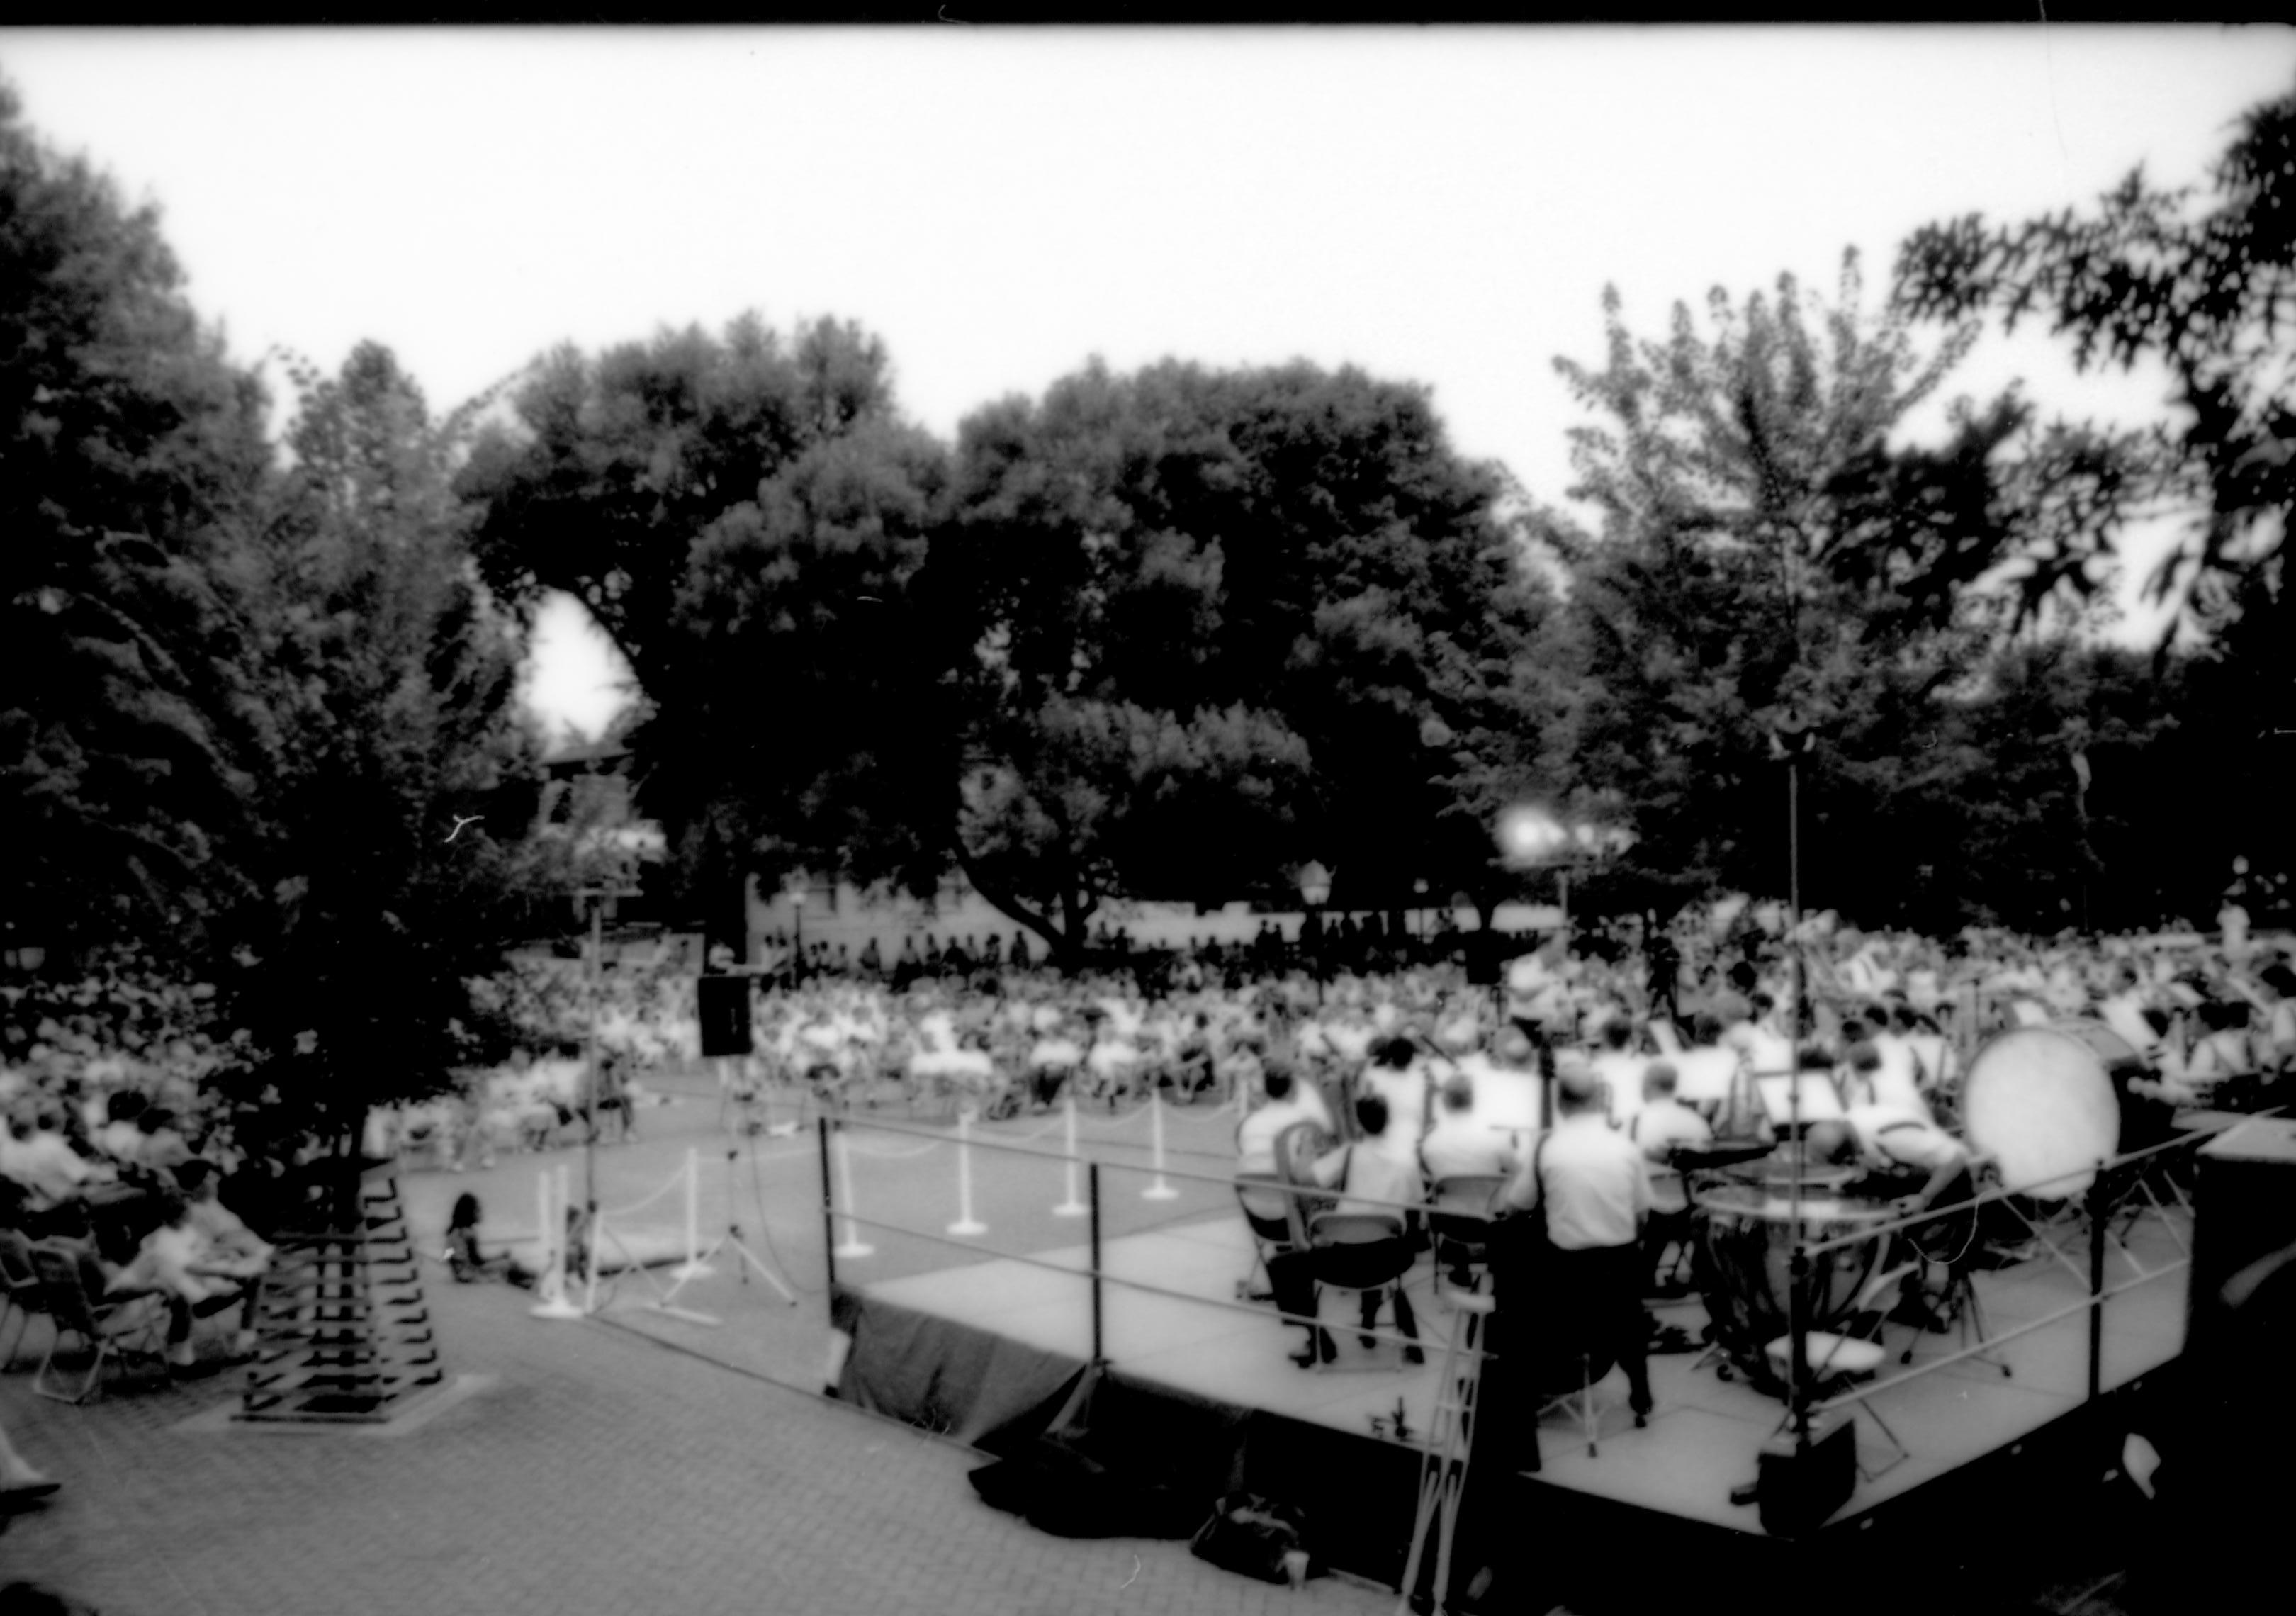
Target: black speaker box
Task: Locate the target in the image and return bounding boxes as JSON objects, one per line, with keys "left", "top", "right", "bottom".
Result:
{"left": 2188, "top": 1116, "right": 2296, "bottom": 1356}
{"left": 1755, "top": 1415, "right": 1855, "bottom": 1537}
{"left": 697, "top": 972, "right": 753, "bottom": 1057}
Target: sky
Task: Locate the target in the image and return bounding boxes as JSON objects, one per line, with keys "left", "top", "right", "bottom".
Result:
{"left": 6, "top": 24, "right": 2293, "bottom": 744}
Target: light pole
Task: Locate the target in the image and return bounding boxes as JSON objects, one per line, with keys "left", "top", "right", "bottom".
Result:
{"left": 787, "top": 877, "right": 809, "bottom": 986}
{"left": 1297, "top": 862, "right": 1332, "bottom": 1008}
{"left": 575, "top": 853, "right": 642, "bottom": 1308}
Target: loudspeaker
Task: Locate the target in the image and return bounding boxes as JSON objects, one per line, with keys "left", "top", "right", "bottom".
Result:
{"left": 697, "top": 972, "right": 753, "bottom": 1058}
{"left": 1755, "top": 1415, "right": 1855, "bottom": 1537}
{"left": 2189, "top": 1116, "right": 2296, "bottom": 1356}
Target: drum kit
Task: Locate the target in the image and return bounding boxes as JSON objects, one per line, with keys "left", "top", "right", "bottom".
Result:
{"left": 1686, "top": 1017, "right": 2153, "bottom": 1388}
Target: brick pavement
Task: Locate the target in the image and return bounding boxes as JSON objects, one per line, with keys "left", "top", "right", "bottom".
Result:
{"left": 0, "top": 1233, "right": 1402, "bottom": 1616}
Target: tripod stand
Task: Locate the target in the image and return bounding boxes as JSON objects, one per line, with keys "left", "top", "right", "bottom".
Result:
{"left": 653, "top": 1130, "right": 798, "bottom": 1325}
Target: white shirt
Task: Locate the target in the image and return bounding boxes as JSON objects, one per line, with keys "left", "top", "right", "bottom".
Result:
{"left": 1628, "top": 1101, "right": 1712, "bottom": 1213}
{"left": 1314, "top": 1138, "right": 1424, "bottom": 1219}
{"left": 1846, "top": 1105, "right": 1966, "bottom": 1175}
{"left": 1867, "top": 1033, "right": 1930, "bottom": 1118}
{"left": 1592, "top": 1050, "right": 1647, "bottom": 1127}
{"left": 1512, "top": 1111, "right": 1650, "bottom": 1252}
{"left": 1420, "top": 1108, "right": 1514, "bottom": 1184}
{"left": 1237, "top": 1096, "right": 1327, "bottom": 1177}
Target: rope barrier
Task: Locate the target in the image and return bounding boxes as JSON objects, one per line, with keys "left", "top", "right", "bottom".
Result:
{"left": 600, "top": 1155, "right": 692, "bottom": 1221}
{"left": 843, "top": 1135, "right": 947, "bottom": 1161}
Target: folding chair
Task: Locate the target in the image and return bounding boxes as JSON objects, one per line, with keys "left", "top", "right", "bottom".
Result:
{"left": 0, "top": 1228, "right": 52, "bottom": 1367}
{"left": 1234, "top": 1174, "right": 1295, "bottom": 1301}
{"left": 28, "top": 1242, "right": 171, "bottom": 1404}
{"left": 1766, "top": 1259, "right": 1918, "bottom": 1481}
{"left": 1426, "top": 1174, "right": 1507, "bottom": 1296}
{"left": 1306, "top": 1211, "right": 1422, "bottom": 1371}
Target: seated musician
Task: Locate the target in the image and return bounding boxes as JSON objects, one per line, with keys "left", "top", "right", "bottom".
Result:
{"left": 1266, "top": 1091, "right": 1425, "bottom": 1367}
{"left": 1627, "top": 1062, "right": 1709, "bottom": 1292}
{"left": 1591, "top": 1016, "right": 1646, "bottom": 1128}
{"left": 1419, "top": 1073, "right": 1512, "bottom": 1185}
{"left": 1813, "top": 1109, "right": 2020, "bottom": 1325}
{"left": 1235, "top": 1060, "right": 1330, "bottom": 1176}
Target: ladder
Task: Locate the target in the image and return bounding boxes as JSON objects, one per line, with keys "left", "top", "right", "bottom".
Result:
{"left": 237, "top": 1158, "right": 442, "bottom": 1423}
{"left": 1395, "top": 1283, "right": 1495, "bottom": 1615}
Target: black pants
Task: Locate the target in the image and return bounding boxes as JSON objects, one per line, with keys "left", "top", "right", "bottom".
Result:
{"left": 1475, "top": 1225, "right": 1652, "bottom": 1476}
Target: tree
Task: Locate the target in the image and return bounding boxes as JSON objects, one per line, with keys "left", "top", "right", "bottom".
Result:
{"left": 0, "top": 81, "right": 273, "bottom": 959}
{"left": 459, "top": 314, "right": 916, "bottom": 947}
{"left": 1549, "top": 252, "right": 2078, "bottom": 925}
{"left": 208, "top": 342, "right": 557, "bottom": 1143}
{"left": 927, "top": 359, "right": 1561, "bottom": 962}
{"left": 1895, "top": 74, "right": 2296, "bottom": 916}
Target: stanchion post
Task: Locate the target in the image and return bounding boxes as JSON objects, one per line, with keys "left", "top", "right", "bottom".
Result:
{"left": 531, "top": 1165, "right": 583, "bottom": 1320}
{"left": 1143, "top": 1091, "right": 1178, "bottom": 1200}
{"left": 1054, "top": 1092, "right": 1087, "bottom": 1216}
{"left": 673, "top": 1146, "right": 713, "bottom": 1282}
{"left": 1089, "top": 1161, "right": 1105, "bottom": 1367}
{"left": 832, "top": 1118, "right": 874, "bottom": 1259}
{"left": 949, "top": 1107, "right": 987, "bottom": 1236}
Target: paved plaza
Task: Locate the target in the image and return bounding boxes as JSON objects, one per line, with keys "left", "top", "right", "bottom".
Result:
{"left": 0, "top": 1213, "right": 1395, "bottom": 1615}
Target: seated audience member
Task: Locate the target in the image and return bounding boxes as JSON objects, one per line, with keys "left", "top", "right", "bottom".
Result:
{"left": 105, "top": 1189, "right": 261, "bottom": 1369}
{"left": 1, "top": 1111, "right": 108, "bottom": 1215}
{"left": 444, "top": 1191, "right": 536, "bottom": 1288}
{"left": 94, "top": 1090, "right": 148, "bottom": 1167}
{"left": 129, "top": 1108, "right": 196, "bottom": 1177}
{"left": 174, "top": 1160, "right": 272, "bottom": 1269}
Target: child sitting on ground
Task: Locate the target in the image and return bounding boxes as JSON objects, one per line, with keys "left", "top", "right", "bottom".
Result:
{"left": 444, "top": 1192, "right": 535, "bottom": 1288}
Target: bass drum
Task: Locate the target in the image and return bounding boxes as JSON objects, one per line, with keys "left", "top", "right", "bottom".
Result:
{"left": 1962, "top": 1021, "right": 2132, "bottom": 1201}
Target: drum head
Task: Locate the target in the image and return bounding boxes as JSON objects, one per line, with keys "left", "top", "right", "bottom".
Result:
{"left": 1964, "top": 1026, "right": 2120, "bottom": 1199}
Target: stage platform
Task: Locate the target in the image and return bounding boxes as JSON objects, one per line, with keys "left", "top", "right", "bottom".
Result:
{"left": 835, "top": 1204, "right": 2190, "bottom": 1604}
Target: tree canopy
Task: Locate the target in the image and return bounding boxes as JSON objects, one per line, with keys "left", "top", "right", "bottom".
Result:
{"left": 1546, "top": 253, "right": 2111, "bottom": 926}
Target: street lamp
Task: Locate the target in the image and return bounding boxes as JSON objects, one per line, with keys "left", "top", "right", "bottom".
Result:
{"left": 574, "top": 846, "right": 643, "bottom": 1310}
{"left": 1495, "top": 804, "right": 1627, "bottom": 959}
{"left": 787, "top": 878, "right": 810, "bottom": 986}
{"left": 1296, "top": 861, "right": 1332, "bottom": 1006}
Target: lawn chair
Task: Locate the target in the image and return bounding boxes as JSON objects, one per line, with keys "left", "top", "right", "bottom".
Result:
{"left": 28, "top": 1241, "right": 171, "bottom": 1404}
{"left": 0, "top": 1228, "right": 53, "bottom": 1367}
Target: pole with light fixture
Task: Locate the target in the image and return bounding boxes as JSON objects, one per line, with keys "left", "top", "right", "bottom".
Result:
{"left": 1296, "top": 862, "right": 1332, "bottom": 1008}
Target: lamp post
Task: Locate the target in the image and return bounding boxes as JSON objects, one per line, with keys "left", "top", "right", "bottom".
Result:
{"left": 1297, "top": 862, "right": 1332, "bottom": 1008}
{"left": 787, "top": 878, "right": 809, "bottom": 986}
{"left": 1496, "top": 806, "right": 1628, "bottom": 963}
{"left": 1767, "top": 712, "right": 1817, "bottom": 1455}
{"left": 575, "top": 852, "right": 643, "bottom": 1308}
